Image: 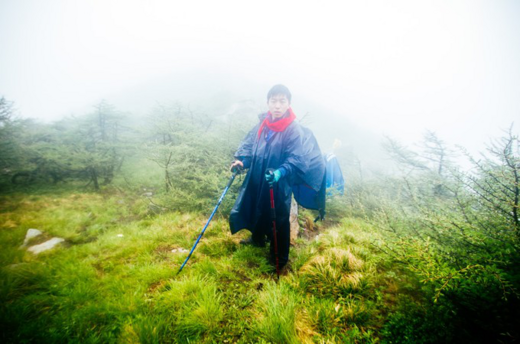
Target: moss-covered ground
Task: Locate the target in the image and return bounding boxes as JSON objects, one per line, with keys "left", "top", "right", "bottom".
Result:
{"left": 1, "top": 189, "right": 425, "bottom": 343}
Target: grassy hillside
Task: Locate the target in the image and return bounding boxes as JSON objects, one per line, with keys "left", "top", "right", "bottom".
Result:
{"left": 1, "top": 110, "right": 518, "bottom": 342}
{"left": 0, "top": 188, "right": 432, "bottom": 343}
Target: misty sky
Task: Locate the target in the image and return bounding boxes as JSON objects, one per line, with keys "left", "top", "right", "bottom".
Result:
{"left": 1, "top": 0, "right": 519, "bottom": 152}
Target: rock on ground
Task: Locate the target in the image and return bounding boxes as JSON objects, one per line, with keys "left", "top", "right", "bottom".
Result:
{"left": 21, "top": 228, "right": 42, "bottom": 247}
{"left": 27, "top": 238, "right": 65, "bottom": 254}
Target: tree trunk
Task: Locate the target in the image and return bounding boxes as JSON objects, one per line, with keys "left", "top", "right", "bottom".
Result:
{"left": 165, "top": 169, "right": 171, "bottom": 191}
{"left": 90, "top": 167, "right": 99, "bottom": 190}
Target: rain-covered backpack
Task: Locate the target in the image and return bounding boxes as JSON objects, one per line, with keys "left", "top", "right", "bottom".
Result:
{"left": 292, "top": 129, "right": 345, "bottom": 222}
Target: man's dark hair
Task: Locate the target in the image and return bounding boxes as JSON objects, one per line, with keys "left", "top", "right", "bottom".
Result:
{"left": 267, "top": 84, "right": 292, "bottom": 103}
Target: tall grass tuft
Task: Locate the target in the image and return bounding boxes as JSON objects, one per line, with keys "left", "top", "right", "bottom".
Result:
{"left": 253, "top": 281, "right": 301, "bottom": 343}
{"left": 152, "top": 275, "right": 224, "bottom": 342}
{"left": 299, "top": 247, "right": 367, "bottom": 298}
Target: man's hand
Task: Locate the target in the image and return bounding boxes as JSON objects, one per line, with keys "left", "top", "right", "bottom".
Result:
{"left": 265, "top": 169, "right": 281, "bottom": 185}
{"left": 230, "top": 160, "right": 244, "bottom": 173}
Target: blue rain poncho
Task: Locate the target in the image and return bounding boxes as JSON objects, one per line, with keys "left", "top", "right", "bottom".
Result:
{"left": 229, "top": 113, "right": 326, "bottom": 235}
{"left": 325, "top": 152, "right": 345, "bottom": 195}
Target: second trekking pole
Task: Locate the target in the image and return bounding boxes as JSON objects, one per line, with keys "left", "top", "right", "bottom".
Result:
{"left": 266, "top": 169, "right": 280, "bottom": 280}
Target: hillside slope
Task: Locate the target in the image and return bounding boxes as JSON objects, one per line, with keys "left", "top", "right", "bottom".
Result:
{"left": 1, "top": 190, "right": 430, "bottom": 343}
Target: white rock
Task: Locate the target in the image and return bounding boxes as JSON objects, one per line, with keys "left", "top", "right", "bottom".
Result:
{"left": 171, "top": 248, "right": 189, "bottom": 253}
{"left": 21, "top": 228, "right": 42, "bottom": 247}
{"left": 27, "top": 238, "right": 65, "bottom": 254}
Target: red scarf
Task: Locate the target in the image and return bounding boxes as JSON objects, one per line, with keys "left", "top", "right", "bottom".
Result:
{"left": 257, "top": 107, "right": 297, "bottom": 138}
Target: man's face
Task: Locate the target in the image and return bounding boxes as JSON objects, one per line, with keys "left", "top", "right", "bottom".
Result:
{"left": 268, "top": 94, "right": 290, "bottom": 119}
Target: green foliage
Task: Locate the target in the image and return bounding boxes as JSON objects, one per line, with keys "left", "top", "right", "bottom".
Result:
{"left": 0, "top": 100, "right": 130, "bottom": 191}
{"left": 0, "top": 97, "right": 28, "bottom": 189}
{"left": 371, "top": 128, "right": 520, "bottom": 342}
{"left": 381, "top": 296, "right": 455, "bottom": 344}
{"left": 144, "top": 103, "right": 251, "bottom": 212}
{"left": 0, "top": 97, "right": 254, "bottom": 213}
{"left": 49, "top": 101, "right": 126, "bottom": 189}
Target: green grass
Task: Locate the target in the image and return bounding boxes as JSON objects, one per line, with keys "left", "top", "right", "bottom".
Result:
{"left": 1, "top": 189, "right": 432, "bottom": 343}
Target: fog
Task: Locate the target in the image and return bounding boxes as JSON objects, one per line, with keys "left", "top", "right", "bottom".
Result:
{"left": 1, "top": 0, "right": 519, "bottom": 156}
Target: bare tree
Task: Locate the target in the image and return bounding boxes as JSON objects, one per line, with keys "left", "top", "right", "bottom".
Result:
{"left": 421, "top": 130, "right": 451, "bottom": 177}
{"left": 0, "top": 97, "right": 14, "bottom": 123}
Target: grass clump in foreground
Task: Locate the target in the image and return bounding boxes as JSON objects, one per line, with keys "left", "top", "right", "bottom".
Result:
{"left": 2, "top": 189, "right": 434, "bottom": 343}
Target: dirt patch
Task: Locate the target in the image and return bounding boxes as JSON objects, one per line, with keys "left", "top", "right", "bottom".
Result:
{"left": 147, "top": 280, "right": 169, "bottom": 293}
{"left": 246, "top": 261, "right": 259, "bottom": 269}
{"left": 155, "top": 245, "right": 178, "bottom": 254}
{"left": 92, "top": 262, "right": 105, "bottom": 277}
{"left": 297, "top": 218, "right": 337, "bottom": 243}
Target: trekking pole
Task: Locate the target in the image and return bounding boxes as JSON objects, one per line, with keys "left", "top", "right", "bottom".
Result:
{"left": 266, "top": 169, "right": 280, "bottom": 280}
{"left": 177, "top": 170, "right": 239, "bottom": 274}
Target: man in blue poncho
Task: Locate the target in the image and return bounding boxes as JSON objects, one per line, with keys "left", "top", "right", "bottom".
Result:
{"left": 229, "top": 84, "right": 325, "bottom": 271}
